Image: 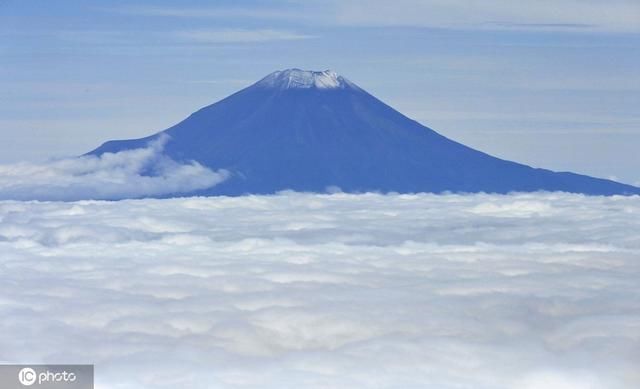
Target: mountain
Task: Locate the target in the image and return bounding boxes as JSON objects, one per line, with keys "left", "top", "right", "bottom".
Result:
{"left": 89, "top": 69, "right": 640, "bottom": 196}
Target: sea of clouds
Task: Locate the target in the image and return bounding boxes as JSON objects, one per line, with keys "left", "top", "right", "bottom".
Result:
{"left": 1, "top": 192, "right": 639, "bottom": 388}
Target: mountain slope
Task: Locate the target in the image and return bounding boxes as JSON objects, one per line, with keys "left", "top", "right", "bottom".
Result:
{"left": 89, "top": 69, "right": 640, "bottom": 196}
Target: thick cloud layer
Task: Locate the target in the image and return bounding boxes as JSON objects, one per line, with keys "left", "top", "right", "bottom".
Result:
{"left": 1, "top": 193, "right": 639, "bottom": 388}
{"left": 0, "top": 136, "right": 227, "bottom": 201}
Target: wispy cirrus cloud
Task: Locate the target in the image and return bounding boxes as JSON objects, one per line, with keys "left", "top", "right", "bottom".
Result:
{"left": 331, "top": 0, "right": 640, "bottom": 32}
{"left": 49, "top": 28, "right": 315, "bottom": 46}
{"left": 110, "top": 5, "right": 308, "bottom": 21}
{"left": 174, "top": 29, "right": 315, "bottom": 44}
{"left": 112, "top": 1, "right": 640, "bottom": 33}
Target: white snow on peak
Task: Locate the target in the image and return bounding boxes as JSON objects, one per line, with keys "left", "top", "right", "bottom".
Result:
{"left": 255, "top": 69, "right": 355, "bottom": 90}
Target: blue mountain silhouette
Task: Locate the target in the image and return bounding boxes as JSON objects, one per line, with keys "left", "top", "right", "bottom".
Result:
{"left": 89, "top": 69, "right": 640, "bottom": 196}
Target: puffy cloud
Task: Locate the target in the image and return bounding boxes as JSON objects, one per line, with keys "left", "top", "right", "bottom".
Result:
{"left": 0, "top": 193, "right": 639, "bottom": 388}
{"left": 0, "top": 135, "right": 227, "bottom": 201}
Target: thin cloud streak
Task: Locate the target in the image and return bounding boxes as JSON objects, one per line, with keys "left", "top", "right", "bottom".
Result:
{"left": 331, "top": 0, "right": 640, "bottom": 32}
{"left": 109, "top": 1, "right": 640, "bottom": 33}
{"left": 109, "top": 5, "right": 309, "bottom": 21}
{"left": 174, "top": 29, "right": 316, "bottom": 44}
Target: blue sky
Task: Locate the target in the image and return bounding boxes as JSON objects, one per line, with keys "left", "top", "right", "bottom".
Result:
{"left": 1, "top": 0, "right": 639, "bottom": 185}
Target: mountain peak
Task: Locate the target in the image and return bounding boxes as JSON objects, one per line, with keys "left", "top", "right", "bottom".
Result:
{"left": 89, "top": 70, "right": 640, "bottom": 197}
{"left": 255, "top": 69, "right": 354, "bottom": 90}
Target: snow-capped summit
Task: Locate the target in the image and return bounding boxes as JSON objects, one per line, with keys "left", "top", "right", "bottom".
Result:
{"left": 255, "top": 69, "right": 355, "bottom": 90}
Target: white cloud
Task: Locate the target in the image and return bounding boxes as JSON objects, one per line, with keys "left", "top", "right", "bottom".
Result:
{"left": 110, "top": 1, "right": 640, "bottom": 33}
{"left": 0, "top": 135, "right": 227, "bottom": 201}
{"left": 331, "top": 0, "right": 640, "bottom": 32}
{"left": 1, "top": 192, "right": 639, "bottom": 388}
{"left": 110, "top": 5, "right": 307, "bottom": 21}
{"left": 174, "top": 29, "right": 315, "bottom": 44}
